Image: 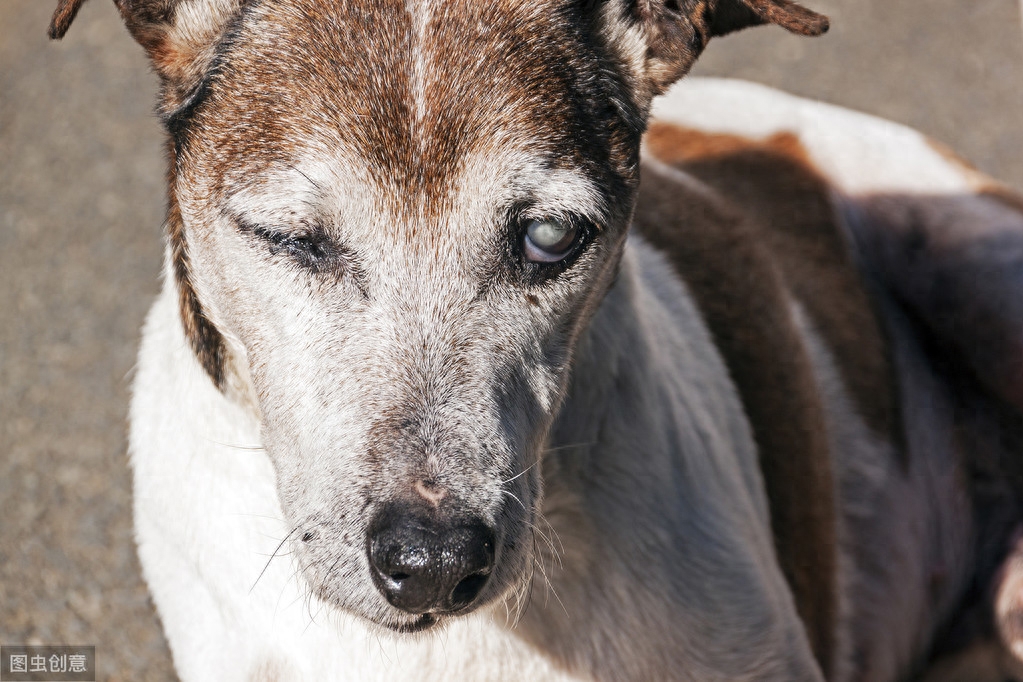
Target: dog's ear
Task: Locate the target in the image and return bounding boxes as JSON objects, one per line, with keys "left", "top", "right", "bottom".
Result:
{"left": 612, "top": 0, "right": 828, "bottom": 98}
{"left": 50, "top": 0, "right": 244, "bottom": 100}
{"left": 704, "top": 0, "right": 829, "bottom": 38}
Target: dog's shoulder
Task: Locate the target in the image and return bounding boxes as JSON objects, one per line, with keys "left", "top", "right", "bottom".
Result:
{"left": 637, "top": 79, "right": 1023, "bottom": 676}
{"left": 633, "top": 116, "right": 877, "bottom": 672}
{"left": 633, "top": 82, "right": 927, "bottom": 671}
{"left": 640, "top": 114, "right": 901, "bottom": 444}
{"left": 646, "top": 78, "right": 1023, "bottom": 418}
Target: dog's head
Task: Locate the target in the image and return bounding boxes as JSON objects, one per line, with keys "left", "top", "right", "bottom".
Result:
{"left": 52, "top": 0, "right": 826, "bottom": 633}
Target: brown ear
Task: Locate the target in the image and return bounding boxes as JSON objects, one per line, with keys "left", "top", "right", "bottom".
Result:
{"left": 50, "top": 0, "right": 244, "bottom": 103}
{"left": 49, "top": 0, "right": 239, "bottom": 393}
{"left": 625, "top": 0, "right": 828, "bottom": 97}
{"left": 48, "top": 0, "right": 90, "bottom": 39}
{"left": 707, "top": 0, "right": 829, "bottom": 38}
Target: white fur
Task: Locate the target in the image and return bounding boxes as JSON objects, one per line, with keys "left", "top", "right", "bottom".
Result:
{"left": 651, "top": 78, "right": 976, "bottom": 195}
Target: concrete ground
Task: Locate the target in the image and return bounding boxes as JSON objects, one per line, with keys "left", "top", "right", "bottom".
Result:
{"left": 1, "top": 1, "right": 1021, "bottom": 679}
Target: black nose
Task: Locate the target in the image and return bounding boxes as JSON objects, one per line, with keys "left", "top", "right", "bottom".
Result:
{"left": 368, "top": 509, "right": 496, "bottom": 615}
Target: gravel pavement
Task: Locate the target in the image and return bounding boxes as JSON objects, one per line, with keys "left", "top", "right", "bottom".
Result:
{"left": 1, "top": 1, "right": 1020, "bottom": 679}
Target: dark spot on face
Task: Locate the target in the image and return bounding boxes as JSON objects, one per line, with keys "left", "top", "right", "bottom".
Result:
{"left": 525, "top": 293, "right": 540, "bottom": 306}
{"left": 302, "top": 531, "right": 315, "bottom": 543}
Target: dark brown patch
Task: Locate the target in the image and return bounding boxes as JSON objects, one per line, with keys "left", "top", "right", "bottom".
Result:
{"left": 741, "top": 0, "right": 829, "bottom": 35}
{"left": 183, "top": 0, "right": 640, "bottom": 219}
{"left": 646, "top": 122, "right": 902, "bottom": 449}
{"left": 633, "top": 162, "right": 838, "bottom": 675}
{"left": 634, "top": 121, "right": 909, "bottom": 675}
{"left": 631, "top": 0, "right": 828, "bottom": 95}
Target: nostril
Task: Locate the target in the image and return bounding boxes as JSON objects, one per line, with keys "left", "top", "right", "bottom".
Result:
{"left": 390, "top": 572, "right": 411, "bottom": 582}
{"left": 301, "top": 531, "right": 315, "bottom": 543}
{"left": 450, "top": 571, "right": 489, "bottom": 609}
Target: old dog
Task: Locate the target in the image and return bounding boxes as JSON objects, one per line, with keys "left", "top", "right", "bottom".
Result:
{"left": 50, "top": 0, "right": 1023, "bottom": 680}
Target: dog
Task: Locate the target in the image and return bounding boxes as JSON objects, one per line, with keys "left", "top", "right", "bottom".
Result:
{"left": 49, "top": 0, "right": 1023, "bottom": 680}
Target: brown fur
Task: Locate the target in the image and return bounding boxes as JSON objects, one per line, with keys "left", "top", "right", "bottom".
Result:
{"left": 631, "top": 0, "right": 828, "bottom": 95}
{"left": 49, "top": 0, "right": 846, "bottom": 675}
{"left": 633, "top": 162, "right": 839, "bottom": 674}
{"left": 48, "top": 0, "right": 829, "bottom": 395}
{"left": 639, "top": 123, "right": 1023, "bottom": 678}
{"left": 180, "top": 0, "right": 636, "bottom": 207}
{"left": 48, "top": 0, "right": 88, "bottom": 38}
{"left": 637, "top": 122, "right": 904, "bottom": 675}
{"left": 645, "top": 122, "right": 901, "bottom": 445}
{"left": 166, "top": 138, "right": 228, "bottom": 390}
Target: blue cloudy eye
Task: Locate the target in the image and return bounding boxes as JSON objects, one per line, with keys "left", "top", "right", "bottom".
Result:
{"left": 523, "top": 218, "right": 579, "bottom": 263}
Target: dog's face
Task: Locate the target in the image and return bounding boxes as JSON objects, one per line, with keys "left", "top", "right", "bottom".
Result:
{"left": 52, "top": 0, "right": 826, "bottom": 633}
{"left": 180, "top": 0, "right": 641, "bottom": 632}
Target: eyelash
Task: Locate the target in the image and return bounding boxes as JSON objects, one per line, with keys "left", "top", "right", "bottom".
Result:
{"left": 253, "top": 226, "right": 323, "bottom": 256}
{"left": 238, "top": 219, "right": 340, "bottom": 275}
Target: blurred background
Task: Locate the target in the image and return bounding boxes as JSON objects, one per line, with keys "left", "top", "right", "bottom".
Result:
{"left": 1, "top": 0, "right": 1021, "bottom": 679}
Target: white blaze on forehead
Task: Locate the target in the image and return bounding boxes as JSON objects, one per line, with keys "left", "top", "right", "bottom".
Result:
{"left": 408, "top": 0, "right": 433, "bottom": 144}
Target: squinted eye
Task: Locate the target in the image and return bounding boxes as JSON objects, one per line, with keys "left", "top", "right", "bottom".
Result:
{"left": 523, "top": 218, "right": 580, "bottom": 263}
{"left": 247, "top": 224, "right": 333, "bottom": 271}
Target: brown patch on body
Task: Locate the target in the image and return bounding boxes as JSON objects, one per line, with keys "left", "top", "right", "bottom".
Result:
{"left": 636, "top": 122, "right": 903, "bottom": 675}
{"left": 645, "top": 122, "right": 901, "bottom": 446}
{"left": 634, "top": 161, "right": 838, "bottom": 676}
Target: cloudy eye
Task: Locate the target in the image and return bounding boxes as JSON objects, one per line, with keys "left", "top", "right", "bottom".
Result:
{"left": 523, "top": 218, "right": 580, "bottom": 263}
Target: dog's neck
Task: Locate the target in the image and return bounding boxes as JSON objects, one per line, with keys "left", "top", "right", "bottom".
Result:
{"left": 504, "top": 233, "right": 781, "bottom": 675}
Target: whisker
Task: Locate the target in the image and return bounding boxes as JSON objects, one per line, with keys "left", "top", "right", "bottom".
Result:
{"left": 501, "top": 489, "right": 527, "bottom": 511}
{"left": 533, "top": 511, "right": 565, "bottom": 568}
{"left": 501, "top": 460, "right": 539, "bottom": 486}
{"left": 541, "top": 440, "right": 596, "bottom": 456}
{"left": 201, "top": 436, "right": 266, "bottom": 452}
{"left": 530, "top": 525, "right": 568, "bottom": 618}
{"left": 250, "top": 526, "right": 300, "bottom": 593}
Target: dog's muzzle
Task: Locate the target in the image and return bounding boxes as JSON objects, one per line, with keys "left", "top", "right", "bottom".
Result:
{"left": 368, "top": 504, "right": 496, "bottom": 615}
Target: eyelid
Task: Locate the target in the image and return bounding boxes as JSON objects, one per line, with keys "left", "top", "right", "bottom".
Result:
{"left": 236, "top": 216, "right": 335, "bottom": 266}
{"left": 234, "top": 214, "right": 317, "bottom": 238}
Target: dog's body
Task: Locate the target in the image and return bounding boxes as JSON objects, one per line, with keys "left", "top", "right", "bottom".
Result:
{"left": 50, "top": 1, "right": 1023, "bottom": 680}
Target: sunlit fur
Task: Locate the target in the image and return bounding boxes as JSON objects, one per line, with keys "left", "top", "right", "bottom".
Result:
{"left": 48, "top": 0, "right": 1023, "bottom": 680}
